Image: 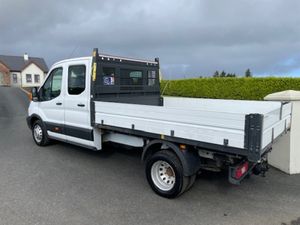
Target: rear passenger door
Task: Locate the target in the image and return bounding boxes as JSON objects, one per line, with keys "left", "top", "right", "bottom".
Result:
{"left": 64, "top": 59, "right": 94, "bottom": 146}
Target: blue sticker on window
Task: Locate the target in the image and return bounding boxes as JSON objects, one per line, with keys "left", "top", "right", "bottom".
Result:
{"left": 103, "top": 76, "right": 115, "bottom": 85}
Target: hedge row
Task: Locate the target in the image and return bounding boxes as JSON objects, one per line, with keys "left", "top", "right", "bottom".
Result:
{"left": 160, "top": 77, "right": 300, "bottom": 100}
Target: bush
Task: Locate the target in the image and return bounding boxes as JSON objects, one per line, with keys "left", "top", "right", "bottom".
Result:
{"left": 160, "top": 77, "right": 300, "bottom": 100}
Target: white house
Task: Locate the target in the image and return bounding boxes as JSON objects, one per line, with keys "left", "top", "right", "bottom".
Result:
{"left": 0, "top": 53, "right": 48, "bottom": 87}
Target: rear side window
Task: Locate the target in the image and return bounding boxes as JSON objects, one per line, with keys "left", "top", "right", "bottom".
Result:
{"left": 120, "top": 69, "right": 143, "bottom": 85}
{"left": 68, "top": 65, "right": 86, "bottom": 95}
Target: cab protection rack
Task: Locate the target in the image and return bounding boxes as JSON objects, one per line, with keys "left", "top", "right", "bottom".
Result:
{"left": 90, "top": 48, "right": 162, "bottom": 107}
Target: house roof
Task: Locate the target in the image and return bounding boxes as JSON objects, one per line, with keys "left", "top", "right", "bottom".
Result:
{"left": 0, "top": 55, "right": 48, "bottom": 73}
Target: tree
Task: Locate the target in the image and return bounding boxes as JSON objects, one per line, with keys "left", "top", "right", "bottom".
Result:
{"left": 245, "top": 69, "right": 252, "bottom": 77}
{"left": 226, "top": 73, "right": 236, "bottom": 77}
{"left": 220, "top": 71, "right": 226, "bottom": 77}
{"left": 213, "top": 71, "right": 219, "bottom": 77}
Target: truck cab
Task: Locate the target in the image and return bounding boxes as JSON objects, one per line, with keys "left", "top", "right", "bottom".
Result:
{"left": 27, "top": 57, "right": 97, "bottom": 148}
{"left": 28, "top": 51, "right": 162, "bottom": 150}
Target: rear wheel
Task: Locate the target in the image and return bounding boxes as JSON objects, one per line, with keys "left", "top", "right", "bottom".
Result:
{"left": 32, "top": 120, "right": 50, "bottom": 146}
{"left": 145, "top": 150, "right": 190, "bottom": 198}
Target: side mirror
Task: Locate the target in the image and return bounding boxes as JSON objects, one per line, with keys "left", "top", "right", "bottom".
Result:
{"left": 31, "top": 87, "right": 39, "bottom": 102}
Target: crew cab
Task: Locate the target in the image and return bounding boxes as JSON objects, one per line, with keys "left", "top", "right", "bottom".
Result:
{"left": 27, "top": 48, "right": 292, "bottom": 198}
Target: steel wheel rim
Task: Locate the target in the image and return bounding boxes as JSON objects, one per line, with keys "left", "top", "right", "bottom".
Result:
{"left": 151, "top": 160, "right": 176, "bottom": 191}
{"left": 33, "top": 124, "right": 43, "bottom": 143}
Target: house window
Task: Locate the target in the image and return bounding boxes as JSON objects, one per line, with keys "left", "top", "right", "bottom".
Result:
{"left": 34, "top": 74, "right": 40, "bottom": 83}
{"left": 12, "top": 74, "right": 18, "bottom": 83}
{"left": 26, "top": 74, "right": 32, "bottom": 83}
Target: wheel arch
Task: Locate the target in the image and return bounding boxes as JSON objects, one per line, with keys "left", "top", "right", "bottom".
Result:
{"left": 142, "top": 139, "right": 201, "bottom": 176}
{"left": 28, "top": 114, "right": 43, "bottom": 129}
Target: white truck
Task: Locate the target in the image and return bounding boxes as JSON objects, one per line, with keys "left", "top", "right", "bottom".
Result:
{"left": 27, "top": 49, "right": 292, "bottom": 198}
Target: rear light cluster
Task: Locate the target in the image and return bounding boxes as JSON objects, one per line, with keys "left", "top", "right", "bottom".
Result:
{"left": 234, "top": 161, "right": 249, "bottom": 179}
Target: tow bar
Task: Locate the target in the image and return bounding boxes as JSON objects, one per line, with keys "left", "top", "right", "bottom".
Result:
{"left": 253, "top": 157, "right": 269, "bottom": 177}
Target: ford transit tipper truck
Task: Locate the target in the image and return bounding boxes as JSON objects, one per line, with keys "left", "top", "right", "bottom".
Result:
{"left": 27, "top": 49, "right": 291, "bottom": 198}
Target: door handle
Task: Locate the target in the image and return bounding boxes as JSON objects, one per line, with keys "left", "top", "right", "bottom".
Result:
{"left": 56, "top": 102, "right": 62, "bottom": 106}
{"left": 77, "top": 104, "right": 85, "bottom": 107}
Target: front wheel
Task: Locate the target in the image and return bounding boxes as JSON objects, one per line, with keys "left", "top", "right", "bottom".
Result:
{"left": 145, "top": 150, "right": 190, "bottom": 198}
{"left": 32, "top": 120, "right": 51, "bottom": 146}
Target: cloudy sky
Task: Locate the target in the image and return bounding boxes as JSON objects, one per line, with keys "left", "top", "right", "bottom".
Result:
{"left": 0, "top": 0, "right": 300, "bottom": 79}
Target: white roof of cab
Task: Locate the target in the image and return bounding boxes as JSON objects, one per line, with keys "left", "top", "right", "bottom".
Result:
{"left": 52, "top": 57, "right": 92, "bottom": 67}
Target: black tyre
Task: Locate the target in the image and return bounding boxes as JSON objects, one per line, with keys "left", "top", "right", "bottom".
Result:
{"left": 32, "top": 120, "right": 51, "bottom": 146}
{"left": 186, "top": 174, "right": 196, "bottom": 191}
{"left": 145, "top": 150, "right": 189, "bottom": 198}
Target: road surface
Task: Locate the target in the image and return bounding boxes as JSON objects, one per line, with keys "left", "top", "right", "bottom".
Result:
{"left": 0, "top": 87, "right": 300, "bottom": 225}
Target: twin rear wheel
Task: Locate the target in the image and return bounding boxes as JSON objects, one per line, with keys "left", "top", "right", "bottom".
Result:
{"left": 145, "top": 150, "right": 196, "bottom": 198}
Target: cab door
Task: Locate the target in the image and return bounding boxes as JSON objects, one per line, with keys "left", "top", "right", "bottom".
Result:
{"left": 38, "top": 66, "right": 66, "bottom": 140}
{"left": 64, "top": 59, "right": 93, "bottom": 146}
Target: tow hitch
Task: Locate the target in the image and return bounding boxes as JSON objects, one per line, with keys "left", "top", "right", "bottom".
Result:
{"left": 253, "top": 157, "right": 269, "bottom": 177}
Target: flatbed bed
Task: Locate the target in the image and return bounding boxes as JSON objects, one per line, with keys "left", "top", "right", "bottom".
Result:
{"left": 95, "top": 97, "right": 291, "bottom": 162}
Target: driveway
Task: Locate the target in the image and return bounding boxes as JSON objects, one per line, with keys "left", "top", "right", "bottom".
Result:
{"left": 0, "top": 87, "right": 300, "bottom": 225}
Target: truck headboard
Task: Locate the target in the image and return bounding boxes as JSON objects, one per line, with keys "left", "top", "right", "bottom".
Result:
{"left": 91, "top": 48, "right": 163, "bottom": 106}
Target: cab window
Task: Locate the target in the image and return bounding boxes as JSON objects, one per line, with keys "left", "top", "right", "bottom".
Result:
{"left": 40, "top": 67, "right": 63, "bottom": 101}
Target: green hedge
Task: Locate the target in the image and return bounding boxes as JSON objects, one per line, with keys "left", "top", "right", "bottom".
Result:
{"left": 160, "top": 77, "right": 300, "bottom": 100}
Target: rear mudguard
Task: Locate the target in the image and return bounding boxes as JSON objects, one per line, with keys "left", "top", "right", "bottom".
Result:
{"left": 142, "top": 140, "right": 201, "bottom": 176}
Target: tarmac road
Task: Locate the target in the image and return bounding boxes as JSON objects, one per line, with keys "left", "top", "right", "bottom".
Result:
{"left": 0, "top": 86, "right": 300, "bottom": 225}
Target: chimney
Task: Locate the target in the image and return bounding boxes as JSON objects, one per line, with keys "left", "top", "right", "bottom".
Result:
{"left": 24, "top": 53, "right": 29, "bottom": 61}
